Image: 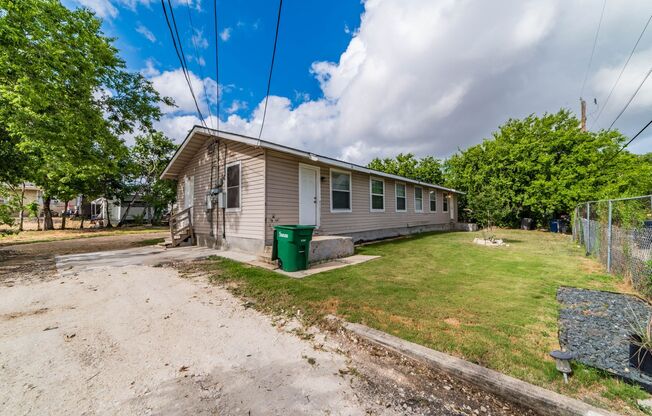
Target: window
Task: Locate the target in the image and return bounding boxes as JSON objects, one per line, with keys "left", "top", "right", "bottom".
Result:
{"left": 443, "top": 192, "right": 449, "bottom": 212}
{"left": 226, "top": 162, "right": 241, "bottom": 210}
{"left": 330, "top": 169, "right": 351, "bottom": 212}
{"left": 429, "top": 191, "right": 437, "bottom": 212}
{"left": 414, "top": 186, "right": 423, "bottom": 212}
{"left": 395, "top": 183, "right": 406, "bottom": 212}
{"left": 370, "top": 178, "right": 384, "bottom": 212}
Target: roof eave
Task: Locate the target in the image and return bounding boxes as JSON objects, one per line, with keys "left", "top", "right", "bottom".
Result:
{"left": 160, "top": 126, "right": 465, "bottom": 195}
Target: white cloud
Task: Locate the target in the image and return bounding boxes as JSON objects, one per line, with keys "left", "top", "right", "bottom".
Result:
{"left": 225, "top": 100, "right": 248, "bottom": 114}
{"left": 219, "top": 27, "right": 232, "bottom": 42}
{"left": 136, "top": 24, "right": 156, "bottom": 42}
{"left": 591, "top": 47, "right": 652, "bottom": 127}
{"left": 74, "top": 0, "right": 118, "bottom": 18}
{"left": 191, "top": 29, "right": 209, "bottom": 49}
{"left": 157, "top": 0, "right": 652, "bottom": 159}
{"left": 146, "top": 67, "right": 217, "bottom": 115}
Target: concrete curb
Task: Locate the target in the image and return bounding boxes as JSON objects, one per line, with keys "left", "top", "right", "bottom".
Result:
{"left": 343, "top": 322, "right": 621, "bottom": 416}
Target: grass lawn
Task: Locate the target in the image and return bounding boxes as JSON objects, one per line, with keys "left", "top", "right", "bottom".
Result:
{"left": 200, "top": 229, "right": 648, "bottom": 414}
{"left": 0, "top": 226, "right": 167, "bottom": 246}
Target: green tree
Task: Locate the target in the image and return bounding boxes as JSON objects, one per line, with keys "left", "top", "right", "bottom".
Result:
{"left": 444, "top": 109, "right": 648, "bottom": 227}
{"left": 118, "top": 132, "right": 177, "bottom": 226}
{"left": 368, "top": 153, "right": 444, "bottom": 184}
{"left": 0, "top": 0, "right": 171, "bottom": 229}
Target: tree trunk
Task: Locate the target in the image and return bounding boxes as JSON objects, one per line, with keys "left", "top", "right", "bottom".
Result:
{"left": 61, "top": 200, "right": 68, "bottom": 230}
{"left": 43, "top": 197, "right": 54, "bottom": 230}
{"left": 18, "top": 183, "right": 25, "bottom": 232}
{"left": 118, "top": 192, "right": 140, "bottom": 227}
{"left": 79, "top": 195, "right": 85, "bottom": 229}
{"left": 105, "top": 201, "right": 113, "bottom": 228}
{"left": 36, "top": 214, "right": 40, "bottom": 231}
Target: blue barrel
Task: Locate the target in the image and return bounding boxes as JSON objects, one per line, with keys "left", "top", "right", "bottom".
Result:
{"left": 549, "top": 220, "right": 559, "bottom": 233}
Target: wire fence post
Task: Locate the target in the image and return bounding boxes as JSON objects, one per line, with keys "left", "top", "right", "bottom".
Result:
{"left": 586, "top": 202, "right": 591, "bottom": 255}
{"left": 607, "top": 200, "right": 613, "bottom": 273}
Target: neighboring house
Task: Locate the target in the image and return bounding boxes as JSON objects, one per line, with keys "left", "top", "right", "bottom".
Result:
{"left": 0, "top": 183, "right": 67, "bottom": 215}
{"left": 90, "top": 195, "right": 151, "bottom": 226}
{"left": 161, "top": 127, "right": 463, "bottom": 254}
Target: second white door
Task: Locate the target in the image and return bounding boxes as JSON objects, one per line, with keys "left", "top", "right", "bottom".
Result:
{"left": 299, "top": 165, "right": 319, "bottom": 226}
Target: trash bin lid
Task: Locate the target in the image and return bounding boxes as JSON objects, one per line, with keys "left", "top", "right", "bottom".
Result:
{"left": 274, "top": 224, "right": 316, "bottom": 230}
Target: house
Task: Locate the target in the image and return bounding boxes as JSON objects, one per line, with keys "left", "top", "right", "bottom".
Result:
{"left": 0, "top": 183, "right": 68, "bottom": 215}
{"left": 161, "top": 126, "right": 463, "bottom": 254}
{"left": 90, "top": 195, "right": 152, "bottom": 226}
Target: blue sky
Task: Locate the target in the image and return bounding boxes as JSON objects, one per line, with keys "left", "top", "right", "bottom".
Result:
{"left": 67, "top": 0, "right": 363, "bottom": 125}
{"left": 66, "top": 0, "right": 652, "bottom": 163}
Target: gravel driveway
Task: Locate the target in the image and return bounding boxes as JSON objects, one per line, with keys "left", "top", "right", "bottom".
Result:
{"left": 0, "top": 242, "right": 533, "bottom": 415}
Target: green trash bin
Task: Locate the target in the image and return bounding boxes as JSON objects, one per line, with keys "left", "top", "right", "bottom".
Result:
{"left": 272, "top": 225, "right": 315, "bottom": 272}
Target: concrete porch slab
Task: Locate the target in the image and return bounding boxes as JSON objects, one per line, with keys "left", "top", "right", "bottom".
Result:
{"left": 214, "top": 250, "right": 379, "bottom": 278}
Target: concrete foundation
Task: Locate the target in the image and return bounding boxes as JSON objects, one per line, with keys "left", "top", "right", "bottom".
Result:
{"left": 341, "top": 222, "right": 454, "bottom": 243}
{"left": 309, "top": 235, "right": 354, "bottom": 264}
{"left": 194, "top": 233, "right": 265, "bottom": 254}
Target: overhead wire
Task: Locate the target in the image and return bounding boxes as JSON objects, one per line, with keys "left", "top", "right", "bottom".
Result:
{"left": 213, "top": 0, "right": 220, "bottom": 133}
{"left": 602, "top": 118, "right": 652, "bottom": 167}
{"left": 160, "top": 0, "right": 206, "bottom": 127}
{"left": 580, "top": 0, "right": 607, "bottom": 99}
{"left": 258, "top": 0, "right": 284, "bottom": 139}
{"left": 592, "top": 13, "right": 652, "bottom": 128}
{"left": 606, "top": 67, "right": 652, "bottom": 131}
{"left": 184, "top": 0, "right": 214, "bottom": 129}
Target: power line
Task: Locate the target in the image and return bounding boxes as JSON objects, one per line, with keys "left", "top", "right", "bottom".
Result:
{"left": 580, "top": 0, "right": 607, "bottom": 99}
{"left": 258, "top": 0, "right": 284, "bottom": 139}
{"left": 213, "top": 0, "right": 220, "bottom": 133}
{"left": 592, "top": 13, "right": 652, "bottom": 128}
{"left": 602, "top": 118, "right": 652, "bottom": 166}
{"left": 606, "top": 67, "right": 652, "bottom": 130}
{"left": 184, "top": 0, "right": 214, "bottom": 129}
{"left": 160, "top": 0, "right": 206, "bottom": 127}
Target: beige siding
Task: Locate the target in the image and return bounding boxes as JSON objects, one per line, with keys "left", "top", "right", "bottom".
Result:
{"left": 264, "top": 150, "right": 457, "bottom": 240}
{"left": 176, "top": 137, "right": 266, "bottom": 241}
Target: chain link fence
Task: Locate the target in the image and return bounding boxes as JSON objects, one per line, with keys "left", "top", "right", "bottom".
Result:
{"left": 573, "top": 195, "right": 652, "bottom": 296}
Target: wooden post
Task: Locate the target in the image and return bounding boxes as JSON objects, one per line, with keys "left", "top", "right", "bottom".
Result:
{"left": 607, "top": 200, "right": 612, "bottom": 273}
{"left": 580, "top": 98, "right": 587, "bottom": 132}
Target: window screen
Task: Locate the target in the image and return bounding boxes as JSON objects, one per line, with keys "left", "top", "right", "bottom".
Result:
{"left": 414, "top": 187, "right": 423, "bottom": 212}
{"left": 370, "top": 179, "right": 384, "bottom": 211}
{"left": 396, "top": 183, "right": 406, "bottom": 211}
{"left": 331, "top": 171, "right": 351, "bottom": 211}
{"left": 226, "top": 163, "right": 240, "bottom": 209}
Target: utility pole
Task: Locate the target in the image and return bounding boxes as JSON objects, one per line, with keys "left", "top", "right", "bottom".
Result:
{"left": 580, "top": 98, "right": 587, "bottom": 132}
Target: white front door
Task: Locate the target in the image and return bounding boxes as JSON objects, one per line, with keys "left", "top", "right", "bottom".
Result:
{"left": 299, "top": 164, "right": 319, "bottom": 226}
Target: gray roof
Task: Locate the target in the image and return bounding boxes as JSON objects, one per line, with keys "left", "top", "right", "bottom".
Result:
{"left": 161, "top": 126, "right": 463, "bottom": 194}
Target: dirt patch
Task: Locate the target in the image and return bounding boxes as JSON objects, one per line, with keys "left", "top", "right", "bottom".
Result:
{"left": 443, "top": 317, "right": 461, "bottom": 327}
{"left": 0, "top": 231, "right": 167, "bottom": 287}
{"left": 330, "top": 325, "right": 537, "bottom": 415}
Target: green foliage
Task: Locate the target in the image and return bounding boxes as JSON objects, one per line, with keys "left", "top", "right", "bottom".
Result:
{"left": 127, "top": 132, "right": 178, "bottom": 224}
{"left": 0, "top": 184, "right": 20, "bottom": 226}
{"left": 0, "top": 0, "right": 170, "bottom": 228}
{"left": 444, "top": 110, "right": 649, "bottom": 227}
{"left": 368, "top": 153, "right": 443, "bottom": 184}
{"left": 26, "top": 201, "right": 39, "bottom": 218}
{"left": 466, "top": 185, "right": 510, "bottom": 230}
